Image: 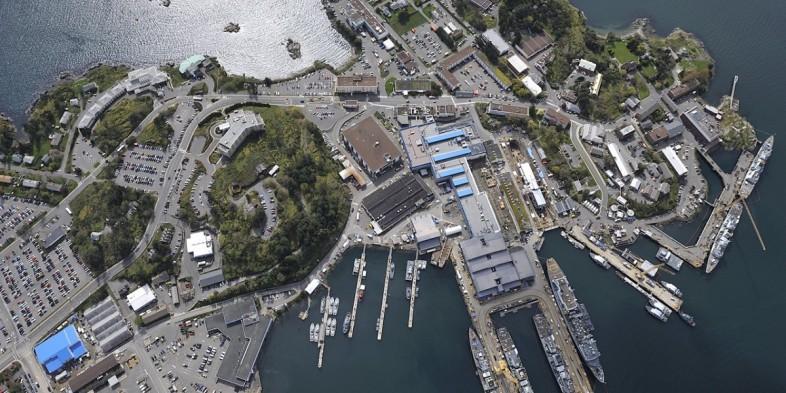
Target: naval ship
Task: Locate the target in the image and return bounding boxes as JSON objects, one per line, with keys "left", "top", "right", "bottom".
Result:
{"left": 546, "top": 259, "right": 605, "bottom": 383}
{"left": 705, "top": 202, "right": 743, "bottom": 273}
{"left": 497, "top": 327, "right": 534, "bottom": 393}
{"left": 533, "top": 313, "right": 575, "bottom": 393}
{"left": 468, "top": 327, "right": 497, "bottom": 392}
{"left": 739, "top": 135, "right": 774, "bottom": 199}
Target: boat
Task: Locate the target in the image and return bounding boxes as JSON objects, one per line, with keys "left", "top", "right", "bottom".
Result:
{"left": 388, "top": 263, "right": 395, "bottom": 280}
{"left": 319, "top": 297, "right": 325, "bottom": 314}
{"left": 375, "top": 318, "right": 380, "bottom": 332}
{"left": 405, "top": 260, "right": 414, "bottom": 281}
{"left": 309, "top": 323, "right": 316, "bottom": 342}
{"left": 497, "top": 327, "right": 535, "bottom": 393}
{"left": 659, "top": 281, "right": 683, "bottom": 298}
{"left": 649, "top": 298, "right": 672, "bottom": 318}
{"left": 533, "top": 313, "right": 576, "bottom": 393}
{"left": 353, "top": 258, "right": 360, "bottom": 275}
{"left": 332, "top": 298, "right": 340, "bottom": 315}
{"left": 359, "top": 284, "right": 365, "bottom": 301}
{"left": 679, "top": 311, "right": 696, "bottom": 327}
{"left": 646, "top": 305, "right": 668, "bottom": 322}
{"left": 329, "top": 318, "right": 336, "bottom": 336}
{"left": 468, "top": 328, "right": 497, "bottom": 392}
{"left": 705, "top": 202, "right": 743, "bottom": 273}
{"left": 739, "top": 135, "right": 774, "bottom": 199}
{"left": 589, "top": 252, "right": 611, "bottom": 269}
{"left": 546, "top": 259, "right": 605, "bottom": 383}
{"left": 342, "top": 313, "right": 351, "bottom": 335}
{"left": 314, "top": 323, "right": 321, "bottom": 341}
{"left": 406, "top": 286, "right": 411, "bottom": 300}
{"left": 567, "top": 236, "right": 585, "bottom": 250}
{"left": 560, "top": 230, "right": 568, "bottom": 239}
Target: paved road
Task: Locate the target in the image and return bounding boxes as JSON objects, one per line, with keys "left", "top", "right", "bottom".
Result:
{"left": 569, "top": 120, "right": 608, "bottom": 217}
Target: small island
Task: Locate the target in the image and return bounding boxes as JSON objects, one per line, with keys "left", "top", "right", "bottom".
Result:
{"left": 286, "top": 38, "right": 302, "bottom": 59}
{"left": 224, "top": 22, "right": 240, "bottom": 33}
{"left": 160, "top": 0, "right": 171, "bottom": 7}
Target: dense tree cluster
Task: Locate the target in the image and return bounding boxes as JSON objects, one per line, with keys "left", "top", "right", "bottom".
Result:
{"left": 209, "top": 107, "right": 350, "bottom": 285}
{"left": 69, "top": 182, "right": 155, "bottom": 273}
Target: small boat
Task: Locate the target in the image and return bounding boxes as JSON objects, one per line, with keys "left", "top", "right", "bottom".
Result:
{"left": 359, "top": 285, "right": 365, "bottom": 301}
{"left": 679, "top": 311, "right": 696, "bottom": 327}
{"left": 389, "top": 263, "right": 395, "bottom": 280}
{"left": 309, "top": 323, "right": 316, "bottom": 342}
{"left": 660, "top": 281, "right": 683, "bottom": 298}
{"left": 646, "top": 306, "right": 668, "bottom": 322}
{"left": 375, "top": 318, "right": 380, "bottom": 332}
{"left": 406, "top": 287, "right": 411, "bottom": 300}
{"left": 353, "top": 258, "right": 360, "bottom": 275}
{"left": 320, "top": 298, "right": 325, "bottom": 314}
{"left": 560, "top": 231, "right": 568, "bottom": 239}
{"left": 343, "top": 313, "right": 351, "bottom": 335}
{"left": 648, "top": 298, "right": 672, "bottom": 318}
{"left": 589, "top": 253, "right": 611, "bottom": 269}
{"left": 333, "top": 298, "right": 340, "bottom": 315}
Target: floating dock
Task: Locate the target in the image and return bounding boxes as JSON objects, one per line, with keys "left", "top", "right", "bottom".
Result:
{"left": 377, "top": 246, "right": 393, "bottom": 340}
{"left": 570, "top": 226, "right": 683, "bottom": 311}
{"left": 348, "top": 244, "right": 366, "bottom": 338}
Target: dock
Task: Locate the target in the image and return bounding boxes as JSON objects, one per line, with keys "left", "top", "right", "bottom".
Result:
{"left": 407, "top": 263, "right": 418, "bottom": 328}
{"left": 317, "top": 287, "right": 330, "bottom": 368}
{"left": 641, "top": 226, "right": 705, "bottom": 268}
{"left": 434, "top": 239, "right": 454, "bottom": 268}
{"left": 348, "top": 244, "right": 366, "bottom": 338}
{"left": 570, "top": 226, "right": 683, "bottom": 311}
{"left": 377, "top": 246, "right": 393, "bottom": 340}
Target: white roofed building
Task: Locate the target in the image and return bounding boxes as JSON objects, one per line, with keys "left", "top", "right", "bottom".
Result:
{"left": 506, "top": 54, "right": 529, "bottom": 75}
{"left": 521, "top": 76, "right": 542, "bottom": 96}
{"left": 217, "top": 110, "right": 265, "bottom": 157}
{"left": 661, "top": 146, "right": 688, "bottom": 177}
{"left": 127, "top": 285, "right": 157, "bottom": 313}
{"left": 607, "top": 143, "right": 633, "bottom": 179}
{"left": 578, "top": 59, "right": 597, "bottom": 74}
{"left": 186, "top": 231, "right": 214, "bottom": 259}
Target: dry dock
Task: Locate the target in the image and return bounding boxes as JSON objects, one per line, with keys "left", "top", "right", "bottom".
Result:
{"left": 570, "top": 226, "right": 683, "bottom": 311}
{"left": 377, "top": 246, "right": 393, "bottom": 340}
{"left": 348, "top": 244, "right": 366, "bottom": 338}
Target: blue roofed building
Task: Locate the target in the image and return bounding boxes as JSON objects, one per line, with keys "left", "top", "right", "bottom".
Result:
{"left": 424, "top": 129, "right": 465, "bottom": 145}
{"left": 432, "top": 148, "right": 472, "bottom": 163}
{"left": 35, "top": 325, "right": 87, "bottom": 374}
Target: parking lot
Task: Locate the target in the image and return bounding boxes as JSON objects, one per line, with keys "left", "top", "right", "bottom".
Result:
{"left": 0, "top": 197, "right": 48, "bottom": 246}
{"left": 138, "top": 318, "right": 232, "bottom": 393}
{"left": 451, "top": 60, "right": 511, "bottom": 99}
{"left": 0, "top": 213, "right": 92, "bottom": 338}
{"left": 402, "top": 23, "right": 451, "bottom": 67}
{"left": 71, "top": 133, "right": 104, "bottom": 174}
{"left": 257, "top": 68, "right": 336, "bottom": 97}
{"left": 115, "top": 145, "right": 168, "bottom": 191}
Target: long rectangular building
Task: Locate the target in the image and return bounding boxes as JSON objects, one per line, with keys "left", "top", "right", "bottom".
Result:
{"left": 362, "top": 173, "right": 434, "bottom": 233}
{"left": 335, "top": 74, "right": 378, "bottom": 94}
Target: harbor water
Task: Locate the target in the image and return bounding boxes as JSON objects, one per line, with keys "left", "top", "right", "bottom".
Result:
{"left": 0, "top": 0, "right": 352, "bottom": 124}
{"left": 259, "top": 247, "right": 482, "bottom": 392}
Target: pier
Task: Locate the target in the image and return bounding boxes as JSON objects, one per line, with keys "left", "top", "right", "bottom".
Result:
{"left": 571, "top": 226, "right": 683, "bottom": 311}
{"left": 641, "top": 226, "right": 705, "bottom": 268}
{"left": 348, "top": 244, "right": 366, "bottom": 338}
{"left": 377, "top": 246, "right": 393, "bottom": 340}
{"left": 317, "top": 287, "right": 331, "bottom": 368}
{"left": 407, "top": 263, "right": 418, "bottom": 328}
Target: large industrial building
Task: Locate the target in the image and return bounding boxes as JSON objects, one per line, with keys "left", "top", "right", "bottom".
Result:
{"left": 459, "top": 233, "right": 535, "bottom": 299}
{"left": 362, "top": 173, "right": 434, "bottom": 234}
{"left": 216, "top": 110, "right": 265, "bottom": 157}
{"left": 341, "top": 116, "right": 402, "bottom": 178}
{"left": 186, "top": 230, "right": 214, "bottom": 259}
{"left": 83, "top": 297, "right": 133, "bottom": 353}
{"left": 34, "top": 325, "right": 87, "bottom": 374}
{"left": 68, "top": 355, "right": 122, "bottom": 393}
{"left": 205, "top": 299, "right": 272, "bottom": 389}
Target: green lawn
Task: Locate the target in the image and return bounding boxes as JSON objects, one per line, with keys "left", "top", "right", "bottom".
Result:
{"left": 386, "top": 5, "right": 428, "bottom": 35}
{"left": 493, "top": 67, "right": 512, "bottom": 87}
{"left": 421, "top": 2, "right": 436, "bottom": 18}
{"left": 641, "top": 64, "right": 658, "bottom": 80}
{"left": 610, "top": 41, "right": 637, "bottom": 63}
{"left": 91, "top": 97, "right": 153, "bottom": 154}
{"left": 385, "top": 77, "right": 396, "bottom": 95}
{"left": 635, "top": 74, "right": 650, "bottom": 99}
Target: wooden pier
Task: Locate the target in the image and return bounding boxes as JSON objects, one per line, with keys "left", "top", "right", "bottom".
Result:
{"left": 571, "top": 226, "right": 683, "bottom": 311}
{"left": 377, "top": 246, "right": 393, "bottom": 340}
{"left": 348, "top": 244, "right": 366, "bottom": 338}
{"left": 407, "top": 264, "right": 418, "bottom": 328}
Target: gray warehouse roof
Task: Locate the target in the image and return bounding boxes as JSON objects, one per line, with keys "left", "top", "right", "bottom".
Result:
{"left": 199, "top": 268, "right": 225, "bottom": 288}
{"left": 460, "top": 233, "right": 534, "bottom": 298}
